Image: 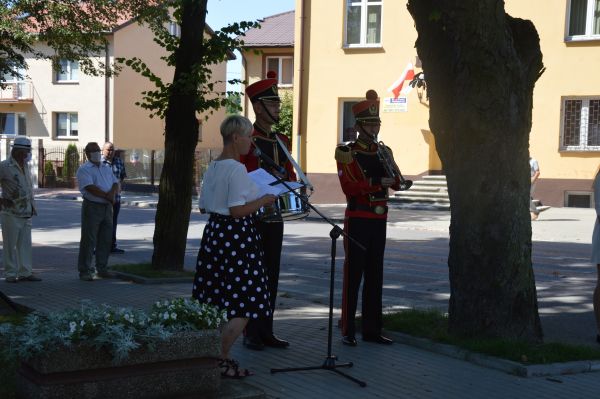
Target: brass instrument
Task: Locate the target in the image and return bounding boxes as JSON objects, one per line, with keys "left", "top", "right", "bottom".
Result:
{"left": 376, "top": 141, "right": 413, "bottom": 191}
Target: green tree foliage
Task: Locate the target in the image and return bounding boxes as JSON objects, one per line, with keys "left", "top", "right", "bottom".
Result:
{"left": 225, "top": 92, "right": 242, "bottom": 115}
{"left": 273, "top": 91, "right": 293, "bottom": 141}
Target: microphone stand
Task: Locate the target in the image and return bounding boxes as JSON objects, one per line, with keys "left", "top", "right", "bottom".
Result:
{"left": 263, "top": 169, "right": 367, "bottom": 388}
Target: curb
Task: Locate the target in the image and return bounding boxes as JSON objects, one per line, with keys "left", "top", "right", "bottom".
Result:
{"left": 388, "top": 331, "right": 600, "bottom": 377}
{"left": 110, "top": 271, "right": 191, "bottom": 285}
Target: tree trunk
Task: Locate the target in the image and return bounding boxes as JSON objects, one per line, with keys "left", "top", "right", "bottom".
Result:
{"left": 407, "top": 0, "right": 544, "bottom": 341}
{"left": 152, "top": 0, "right": 206, "bottom": 270}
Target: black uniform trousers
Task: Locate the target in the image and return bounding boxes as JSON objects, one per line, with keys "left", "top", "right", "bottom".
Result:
{"left": 342, "top": 217, "right": 387, "bottom": 338}
{"left": 245, "top": 219, "right": 284, "bottom": 339}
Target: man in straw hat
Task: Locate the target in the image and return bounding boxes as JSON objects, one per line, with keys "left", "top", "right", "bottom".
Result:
{"left": 0, "top": 136, "right": 41, "bottom": 283}
{"left": 240, "top": 71, "right": 297, "bottom": 350}
{"left": 335, "top": 89, "right": 409, "bottom": 346}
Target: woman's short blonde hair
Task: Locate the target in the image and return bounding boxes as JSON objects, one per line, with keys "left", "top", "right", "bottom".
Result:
{"left": 220, "top": 115, "right": 253, "bottom": 144}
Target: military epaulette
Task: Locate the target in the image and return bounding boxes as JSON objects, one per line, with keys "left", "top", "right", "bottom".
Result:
{"left": 335, "top": 144, "right": 353, "bottom": 164}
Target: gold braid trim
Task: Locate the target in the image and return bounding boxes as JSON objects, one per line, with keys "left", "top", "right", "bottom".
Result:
{"left": 335, "top": 145, "right": 353, "bottom": 164}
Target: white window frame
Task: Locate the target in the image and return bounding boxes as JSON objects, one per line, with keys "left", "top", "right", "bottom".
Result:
{"left": 265, "top": 56, "right": 294, "bottom": 87}
{"left": 559, "top": 96, "right": 600, "bottom": 151}
{"left": 55, "top": 59, "right": 79, "bottom": 83}
{"left": 56, "top": 112, "right": 78, "bottom": 139}
{"left": 0, "top": 112, "right": 27, "bottom": 136}
{"left": 565, "top": 0, "right": 600, "bottom": 41}
{"left": 339, "top": 99, "right": 360, "bottom": 143}
{"left": 344, "top": 0, "right": 383, "bottom": 48}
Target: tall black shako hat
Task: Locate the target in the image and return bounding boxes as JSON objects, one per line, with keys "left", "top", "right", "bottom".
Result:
{"left": 246, "top": 71, "right": 280, "bottom": 102}
{"left": 352, "top": 89, "right": 380, "bottom": 124}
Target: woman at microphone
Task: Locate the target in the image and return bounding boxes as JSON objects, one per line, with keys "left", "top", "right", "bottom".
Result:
{"left": 193, "top": 115, "right": 277, "bottom": 378}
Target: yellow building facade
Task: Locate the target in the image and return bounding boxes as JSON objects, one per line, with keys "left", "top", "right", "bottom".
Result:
{"left": 293, "top": 0, "right": 600, "bottom": 206}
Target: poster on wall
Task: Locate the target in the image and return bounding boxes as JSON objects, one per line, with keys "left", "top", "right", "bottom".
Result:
{"left": 383, "top": 97, "right": 408, "bottom": 113}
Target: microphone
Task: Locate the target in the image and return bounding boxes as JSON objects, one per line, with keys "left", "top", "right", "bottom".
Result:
{"left": 253, "top": 148, "right": 286, "bottom": 175}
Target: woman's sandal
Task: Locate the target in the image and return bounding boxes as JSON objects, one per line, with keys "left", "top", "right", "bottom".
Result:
{"left": 219, "top": 358, "right": 254, "bottom": 379}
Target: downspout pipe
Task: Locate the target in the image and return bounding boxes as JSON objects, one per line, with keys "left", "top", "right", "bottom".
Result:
{"left": 104, "top": 41, "right": 110, "bottom": 143}
{"left": 242, "top": 52, "right": 248, "bottom": 117}
{"left": 296, "top": 0, "right": 307, "bottom": 166}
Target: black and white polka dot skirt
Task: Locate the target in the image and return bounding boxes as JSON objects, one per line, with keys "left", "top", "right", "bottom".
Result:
{"left": 192, "top": 213, "right": 271, "bottom": 320}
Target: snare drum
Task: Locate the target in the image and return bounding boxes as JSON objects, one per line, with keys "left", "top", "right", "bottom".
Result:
{"left": 278, "top": 191, "right": 310, "bottom": 221}
{"left": 257, "top": 191, "right": 310, "bottom": 222}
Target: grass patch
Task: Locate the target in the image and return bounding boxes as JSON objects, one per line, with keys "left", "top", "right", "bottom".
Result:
{"left": 382, "top": 309, "right": 600, "bottom": 364}
{"left": 0, "top": 313, "right": 26, "bottom": 399}
{"left": 109, "top": 263, "right": 195, "bottom": 279}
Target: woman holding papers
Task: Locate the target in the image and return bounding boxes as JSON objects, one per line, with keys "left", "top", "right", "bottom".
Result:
{"left": 193, "top": 115, "right": 276, "bottom": 378}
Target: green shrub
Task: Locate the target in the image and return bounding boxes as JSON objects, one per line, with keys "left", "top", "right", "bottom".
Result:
{"left": 44, "top": 160, "right": 55, "bottom": 176}
{"left": 273, "top": 91, "right": 293, "bottom": 141}
{"left": 62, "top": 144, "right": 79, "bottom": 178}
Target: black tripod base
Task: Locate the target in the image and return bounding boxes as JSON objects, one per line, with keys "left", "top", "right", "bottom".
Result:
{"left": 271, "top": 356, "right": 367, "bottom": 387}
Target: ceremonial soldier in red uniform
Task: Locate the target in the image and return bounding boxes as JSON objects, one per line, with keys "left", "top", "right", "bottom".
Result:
{"left": 240, "top": 71, "right": 297, "bottom": 350}
{"left": 335, "top": 89, "right": 410, "bottom": 346}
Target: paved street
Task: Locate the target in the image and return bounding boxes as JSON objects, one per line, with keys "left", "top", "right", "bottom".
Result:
{"left": 2, "top": 193, "right": 600, "bottom": 398}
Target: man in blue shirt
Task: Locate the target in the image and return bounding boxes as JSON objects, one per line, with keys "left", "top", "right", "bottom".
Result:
{"left": 102, "top": 142, "right": 127, "bottom": 253}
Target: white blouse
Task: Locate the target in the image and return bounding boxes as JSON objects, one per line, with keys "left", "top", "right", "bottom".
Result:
{"left": 199, "top": 159, "right": 259, "bottom": 215}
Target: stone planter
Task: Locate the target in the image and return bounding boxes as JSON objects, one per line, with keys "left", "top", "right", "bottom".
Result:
{"left": 16, "top": 330, "right": 221, "bottom": 399}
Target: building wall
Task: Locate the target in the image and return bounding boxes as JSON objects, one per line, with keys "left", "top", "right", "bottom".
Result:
{"left": 294, "top": 0, "right": 600, "bottom": 205}
{"left": 0, "top": 42, "right": 109, "bottom": 148}
{"left": 505, "top": 1, "right": 600, "bottom": 204}
{"left": 293, "top": 0, "right": 431, "bottom": 203}
{"left": 112, "top": 22, "right": 227, "bottom": 151}
{"left": 241, "top": 47, "right": 294, "bottom": 123}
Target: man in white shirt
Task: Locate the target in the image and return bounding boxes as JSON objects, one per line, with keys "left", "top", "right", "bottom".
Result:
{"left": 76, "top": 142, "right": 118, "bottom": 281}
{"left": 0, "top": 137, "right": 41, "bottom": 283}
{"left": 529, "top": 157, "right": 550, "bottom": 221}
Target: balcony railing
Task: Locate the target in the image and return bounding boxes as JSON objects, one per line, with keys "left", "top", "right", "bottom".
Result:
{"left": 0, "top": 81, "right": 34, "bottom": 102}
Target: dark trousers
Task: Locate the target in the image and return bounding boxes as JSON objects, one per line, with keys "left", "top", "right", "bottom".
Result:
{"left": 341, "top": 217, "right": 387, "bottom": 338}
{"left": 111, "top": 198, "right": 121, "bottom": 249}
{"left": 245, "top": 220, "right": 283, "bottom": 339}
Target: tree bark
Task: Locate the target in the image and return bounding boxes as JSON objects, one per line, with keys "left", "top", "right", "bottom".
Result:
{"left": 152, "top": 0, "right": 206, "bottom": 270}
{"left": 407, "top": 0, "right": 544, "bottom": 341}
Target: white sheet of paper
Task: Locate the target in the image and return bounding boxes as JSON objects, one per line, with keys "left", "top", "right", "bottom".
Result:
{"left": 248, "top": 168, "right": 304, "bottom": 196}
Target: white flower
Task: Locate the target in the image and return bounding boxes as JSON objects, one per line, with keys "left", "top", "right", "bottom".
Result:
{"left": 163, "top": 312, "right": 169, "bottom": 320}
{"left": 69, "top": 321, "right": 77, "bottom": 333}
{"left": 80, "top": 320, "right": 85, "bottom": 326}
{"left": 170, "top": 312, "right": 177, "bottom": 320}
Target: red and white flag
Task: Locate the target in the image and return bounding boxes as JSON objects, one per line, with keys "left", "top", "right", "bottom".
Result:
{"left": 387, "top": 62, "right": 415, "bottom": 99}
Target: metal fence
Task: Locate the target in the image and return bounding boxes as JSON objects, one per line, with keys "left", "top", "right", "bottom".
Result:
{"left": 38, "top": 145, "right": 220, "bottom": 190}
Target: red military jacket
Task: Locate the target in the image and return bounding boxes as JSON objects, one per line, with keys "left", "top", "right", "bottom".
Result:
{"left": 240, "top": 126, "right": 297, "bottom": 182}
{"left": 335, "top": 138, "right": 401, "bottom": 220}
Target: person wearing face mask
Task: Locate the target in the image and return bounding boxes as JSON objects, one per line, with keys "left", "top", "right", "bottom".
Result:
{"left": 335, "top": 90, "right": 403, "bottom": 347}
{"left": 76, "top": 142, "right": 118, "bottom": 281}
{"left": 0, "top": 137, "right": 40, "bottom": 283}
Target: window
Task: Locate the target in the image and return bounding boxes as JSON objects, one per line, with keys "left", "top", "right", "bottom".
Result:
{"left": 56, "top": 113, "right": 78, "bottom": 138}
{"left": 266, "top": 57, "right": 294, "bottom": 86}
{"left": 55, "top": 59, "right": 79, "bottom": 82}
{"left": 0, "top": 113, "right": 26, "bottom": 136}
{"left": 561, "top": 97, "right": 600, "bottom": 150}
{"left": 345, "top": 0, "right": 382, "bottom": 47}
{"left": 340, "top": 100, "right": 359, "bottom": 142}
{"left": 567, "top": 0, "right": 600, "bottom": 39}
{"left": 565, "top": 191, "right": 593, "bottom": 208}
{"left": 168, "top": 21, "right": 181, "bottom": 37}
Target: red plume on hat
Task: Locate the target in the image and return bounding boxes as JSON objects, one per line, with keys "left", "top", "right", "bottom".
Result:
{"left": 246, "top": 71, "right": 280, "bottom": 102}
{"left": 352, "top": 89, "right": 381, "bottom": 123}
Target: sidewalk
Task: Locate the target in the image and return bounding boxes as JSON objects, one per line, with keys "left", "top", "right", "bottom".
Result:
{"left": 3, "top": 190, "right": 599, "bottom": 398}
